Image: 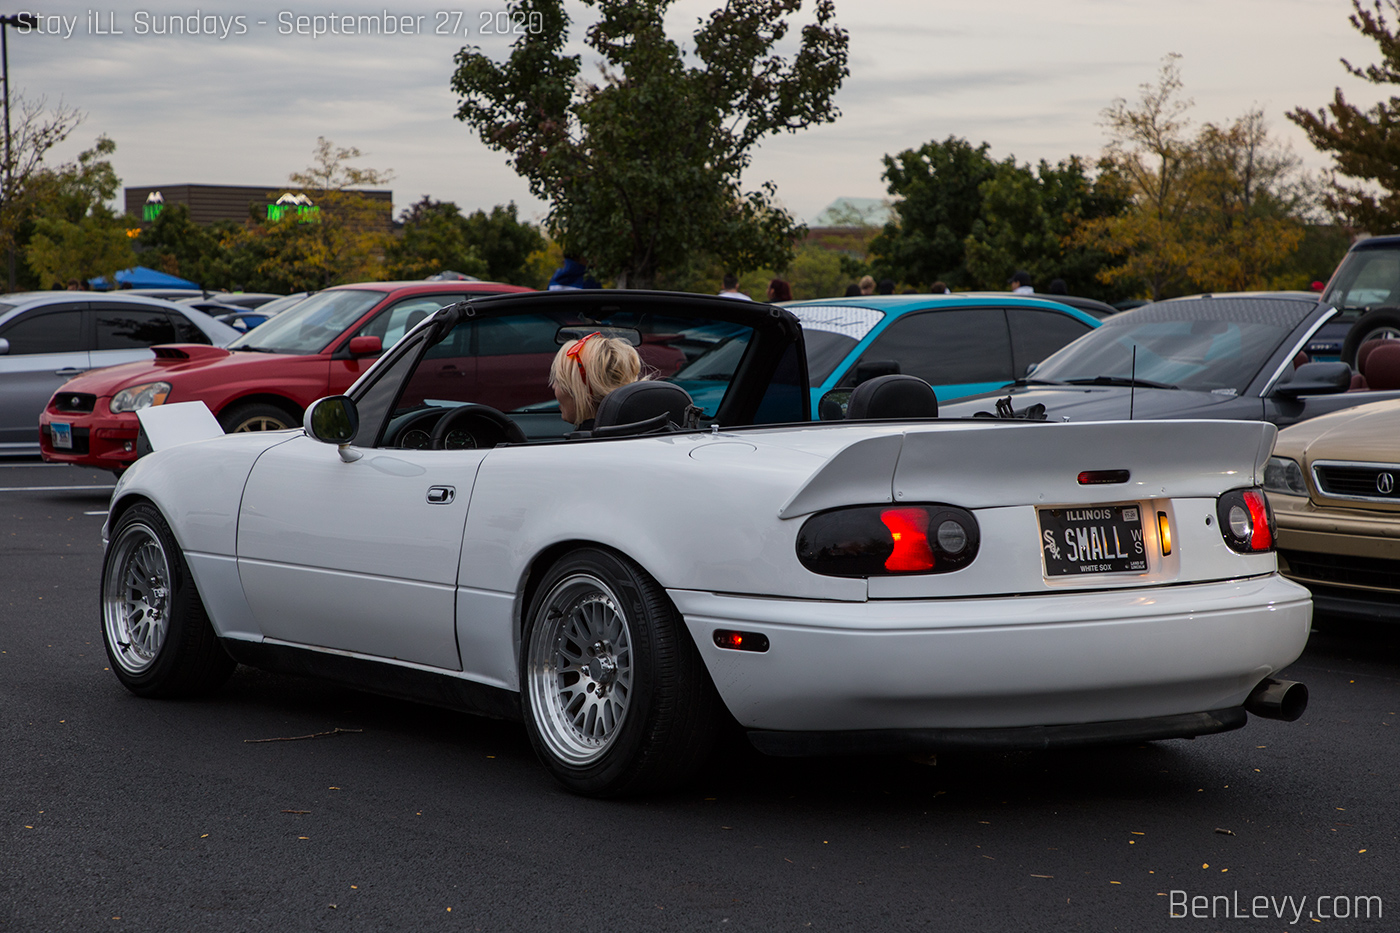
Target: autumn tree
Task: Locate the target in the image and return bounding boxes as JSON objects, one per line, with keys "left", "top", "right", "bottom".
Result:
{"left": 1076, "top": 56, "right": 1309, "bottom": 298}
{"left": 450, "top": 0, "right": 848, "bottom": 289}
{"left": 384, "top": 197, "right": 489, "bottom": 281}
{"left": 223, "top": 138, "right": 392, "bottom": 290}
{"left": 1288, "top": 0, "right": 1400, "bottom": 231}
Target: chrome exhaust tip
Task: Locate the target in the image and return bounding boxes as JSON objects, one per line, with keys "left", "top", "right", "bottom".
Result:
{"left": 1245, "top": 678, "right": 1308, "bottom": 722}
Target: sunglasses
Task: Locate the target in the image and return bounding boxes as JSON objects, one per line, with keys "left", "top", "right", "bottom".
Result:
{"left": 565, "top": 332, "right": 602, "bottom": 389}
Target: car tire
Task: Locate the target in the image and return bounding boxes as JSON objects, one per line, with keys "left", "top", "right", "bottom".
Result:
{"left": 218, "top": 402, "right": 296, "bottom": 433}
{"left": 1341, "top": 307, "right": 1400, "bottom": 367}
{"left": 521, "top": 548, "right": 720, "bottom": 797}
{"left": 101, "top": 502, "right": 235, "bottom": 698}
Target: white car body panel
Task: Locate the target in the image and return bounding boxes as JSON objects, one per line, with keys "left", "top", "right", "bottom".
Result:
{"left": 107, "top": 413, "right": 1311, "bottom": 733}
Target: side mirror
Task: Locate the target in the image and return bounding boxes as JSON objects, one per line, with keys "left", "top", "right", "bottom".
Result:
{"left": 1273, "top": 361, "right": 1353, "bottom": 398}
{"left": 0, "top": 337, "right": 9, "bottom": 356}
{"left": 853, "top": 360, "right": 900, "bottom": 385}
{"left": 818, "top": 388, "right": 851, "bottom": 421}
{"left": 304, "top": 395, "right": 362, "bottom": 461}
{"left": 347, "top": 335, "right": 382, "bottom": 356}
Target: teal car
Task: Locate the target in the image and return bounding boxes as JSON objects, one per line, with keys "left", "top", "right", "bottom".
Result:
{"left": 787, "top": 294, "right": 1101, "bottom": 411}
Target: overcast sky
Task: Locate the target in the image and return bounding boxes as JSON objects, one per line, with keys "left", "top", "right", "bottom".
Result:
{"left": 15, "top": 0, "right": 1384, "bottom": 226}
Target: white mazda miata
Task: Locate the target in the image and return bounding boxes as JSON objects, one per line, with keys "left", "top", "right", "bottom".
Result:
{"left": 101, "top": 291, "right": 1312, "bottom": 796}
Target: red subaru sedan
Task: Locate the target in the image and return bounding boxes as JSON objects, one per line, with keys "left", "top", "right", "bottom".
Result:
{"left": 39, "top": 280, "right": 531, "bottom": 472}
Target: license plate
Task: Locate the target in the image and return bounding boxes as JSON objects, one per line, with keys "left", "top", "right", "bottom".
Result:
{"left": 1039, "top": 505, "right": 1148, "bottom": 576}
{"left": 50, "top": 422, "right": 72, "bottom": 450}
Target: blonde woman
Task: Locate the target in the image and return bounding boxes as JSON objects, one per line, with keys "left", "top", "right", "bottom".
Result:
{"left": 549, "top": 332, "right": 642, "bottom": 429}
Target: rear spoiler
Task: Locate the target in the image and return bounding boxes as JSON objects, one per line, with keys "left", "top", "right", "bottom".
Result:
{"left": 778, "top": 420, "right": 1277, "bottom": 518}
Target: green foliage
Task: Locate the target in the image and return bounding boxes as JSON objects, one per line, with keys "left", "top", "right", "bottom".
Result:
{"left": 23, "top": 136, "right": 136, "bottom": 287}
{"left": 385, "top": 198, "right": 545, "bottom": 284}
{"left": 137, "top": 204, "right": 243, "bottom": 288}
{"left": 384, "top": 198, "right": 489, "bottom": 281}
{"left": 461, "top": 203, "right": 547, "bottom": 284}
{"left": 867, "top": 137, "right": 999, "bottom": 289}
{"left": 451, "top": 0, "right": 848, "bottom": 288}
{"left": 1288, "top": 0, "right": 1400, "bottom": 231}
{"left": 964, "top": 156, "right": 1131, "bottom": 301}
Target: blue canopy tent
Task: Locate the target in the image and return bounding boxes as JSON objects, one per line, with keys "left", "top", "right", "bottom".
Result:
{"left": 88, "top": 266, "right": 199, "bottom": 290}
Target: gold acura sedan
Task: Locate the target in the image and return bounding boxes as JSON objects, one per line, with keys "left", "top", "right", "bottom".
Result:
{"left": 1266, "top": 394, "right": 1400, "bottom": 621}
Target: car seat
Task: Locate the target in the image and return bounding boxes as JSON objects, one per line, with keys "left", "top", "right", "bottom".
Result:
{"left": 588, "top": 381, "right": 696, "bottom": 437}
{"left": 844, "top": 374, "right": 939, "bottom": 420}
{"left": 1363, "top": 342, "right": 1400, "bottom": 391}
{"left": 1351, "top": 337, "right": 1398, "bottom": 390}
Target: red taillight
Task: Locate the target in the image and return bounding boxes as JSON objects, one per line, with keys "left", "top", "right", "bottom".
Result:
{"left": 796, "top": 504, "right": 980, "bottom": 577}
{"left": 1216, "top": 487, "right": 1276, "bottom": 553}
{"left": 1243, "top": 489, "right": 1272, "bottom": 550}
{"left": 879, "top": 508, "right": 936, "bottom": 572}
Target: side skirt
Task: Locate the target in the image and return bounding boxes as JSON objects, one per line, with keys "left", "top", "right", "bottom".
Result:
{"left": 222, "top": 639, "right": 522, "bottom": 722}
{"left": 747, "top": 707, "right": 1248, "bottom": 757}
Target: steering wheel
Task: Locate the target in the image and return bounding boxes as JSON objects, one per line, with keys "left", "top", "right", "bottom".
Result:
{"left": 429, "top": 403, "right": 528, "bottom": 450}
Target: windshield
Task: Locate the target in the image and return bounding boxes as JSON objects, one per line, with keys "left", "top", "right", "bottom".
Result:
{"left": 227, "top": 290, "right": 383, "bottom": 354}
{"left": 249, "top": 292, "right": 310, "bottom": 318}
{"left": 1322, "top": 248, "right": 1400, "bottom": 322}
{"left": 1032, "top": 298, "right": 1312, "bottom": 394}
{"left": 789, "top": 304, "right": 885, "bottom": 385}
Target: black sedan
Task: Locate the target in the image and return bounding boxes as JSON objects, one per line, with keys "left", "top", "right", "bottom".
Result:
{"left": 939, "top": 294, "right": 1400, "bottom": 427}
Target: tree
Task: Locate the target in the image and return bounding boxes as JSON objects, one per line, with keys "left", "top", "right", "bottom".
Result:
{"left": 1288, "top": 0, "right": 1400, "bottom": 232}
{"left": 450, "top": 0, "right": 848, "bottom": 288}
{"left": 1076, "top": 56, "right": 1309, "bottom": 298}
{"left": 384, "top": 197, "right": 489, "bottom": 280}
{"left": 24, "top": 136, "right": 136, "bottom": 287}
{"left": 963, "top": 156, "right": 1130, "bottom": 300}
{"left": 0, "top": 95, "right": 83, "bottom": 290}
{"left": 137, "top": 204, "right": 241, "bottom": 288}
{"left": 461, "top": 203, "right": 546, "bottom": 285}
{"left": 222, "top": 138, "right": 393, "bottom": 290}
{"left": 866, "top": 137, "right": 999, "bottom": 289}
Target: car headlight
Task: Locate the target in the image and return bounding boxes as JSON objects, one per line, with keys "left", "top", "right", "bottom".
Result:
{"left": 1263, "top": 456, "right": 1308, "bottom": 496}
{"left": 109, "top": 382, "right": 172, "bottom": 414}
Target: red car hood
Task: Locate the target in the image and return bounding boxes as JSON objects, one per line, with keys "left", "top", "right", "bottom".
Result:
{"left": 60, "top": 345, "right": 310, "bottom": 396}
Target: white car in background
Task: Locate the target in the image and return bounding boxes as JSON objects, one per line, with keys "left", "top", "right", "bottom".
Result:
{"left": 100, "top": 291, "right": 1312, "bottom": 796}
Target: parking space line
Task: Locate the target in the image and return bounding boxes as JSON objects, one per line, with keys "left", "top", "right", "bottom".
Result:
{"left": 0, "top": 485, "right": 116, "bottom": 492}
{"left": 0, "top": 462, "right": 70, "bottom": 468}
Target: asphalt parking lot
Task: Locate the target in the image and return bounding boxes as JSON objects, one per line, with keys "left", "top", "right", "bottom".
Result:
{"left": 3, "top": 462, "right": 1398, "bottom": 932}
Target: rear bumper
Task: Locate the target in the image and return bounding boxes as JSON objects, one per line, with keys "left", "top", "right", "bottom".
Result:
{"left": 672, "top": 575, "right": 1312, "bottom": 732}
{"left": 749, "top": 707, "right": 1247, "bottom": 757}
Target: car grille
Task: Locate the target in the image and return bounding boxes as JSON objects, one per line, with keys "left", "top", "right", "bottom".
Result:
{"left": 40, "top": 424, "right": 90, "bottom": 454}
{"left": 1313, "top": 461, "right": 1400, "bottom": 502}
{"left": 51, "top": 392, "right": 96, "bottom": 414}
{"left": 1280, "top": 549, "right": 1400, "bottom": 593}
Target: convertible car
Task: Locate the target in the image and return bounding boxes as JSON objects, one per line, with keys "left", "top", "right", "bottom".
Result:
{"left": 101, "top": 291, "right": 1312, "bottom": 796}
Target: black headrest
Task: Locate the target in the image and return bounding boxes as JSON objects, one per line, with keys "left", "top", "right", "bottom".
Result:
{"left": 845, "top": 374, "right": 938, "bottom": 420}
{"left": 592, "top": 381, "right": 694, "bottom": 435}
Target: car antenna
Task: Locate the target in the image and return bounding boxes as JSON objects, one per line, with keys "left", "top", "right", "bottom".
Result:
{"left": 1129, "top": 345, "right": 1136, "bottom": 420}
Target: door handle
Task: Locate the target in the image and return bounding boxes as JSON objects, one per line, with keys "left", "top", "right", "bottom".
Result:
{"left": 54, "top": 368, "right": 87, "bottom": 377}
{"left": 426, "top": 485, "right": 456, "bottom": 504}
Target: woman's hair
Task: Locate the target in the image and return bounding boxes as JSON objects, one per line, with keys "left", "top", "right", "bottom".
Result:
{"left": 767, "top": 278, "right": 793, "bottom": 302}
{"left": 549, "top": 333, "right": 642, "bottom": 423}
{"left": 858, "top": 274, "right": 875, "bottom": 294}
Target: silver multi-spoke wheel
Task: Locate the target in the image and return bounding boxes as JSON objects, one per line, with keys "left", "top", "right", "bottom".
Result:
{"left": 102, "top": 522, "right": 172, "bottom": 675}
{"left": 526, "top": 573, "right": 635, "bottom": 766}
